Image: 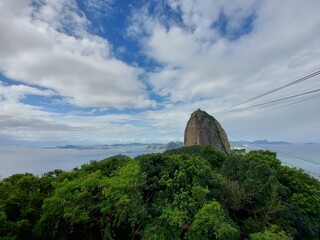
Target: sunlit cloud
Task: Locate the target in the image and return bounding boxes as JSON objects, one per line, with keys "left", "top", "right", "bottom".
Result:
{"left": 0, "top": 0, "right": 319, "bottom": 145}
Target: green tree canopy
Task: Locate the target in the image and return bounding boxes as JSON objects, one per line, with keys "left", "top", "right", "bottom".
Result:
{"left": 0, "top": 146, "right": 319, "bottom": 239}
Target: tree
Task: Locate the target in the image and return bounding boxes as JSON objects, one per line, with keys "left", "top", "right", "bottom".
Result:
{"left": 222, "top": 151, "right": 284, "bottom": 235}
{"left": 138, "top": 152, "right": 227, "bottom": 239}
{"left": 277, "top": 166, "right": 320, "bottom": 239}
{"left": 0, "top": 173, "right": 53, "bottom": 240}
{"left": 249, "top": 225, "right": 293, "bottom": 240}
{"left": 188, "top": 201, "right": 240, "bottom": 240}
{"left": 1, "top": 148, "right": 319, "bottom": 240}
{"left": 102, "top": 161, "right": 147, "bottom": 239}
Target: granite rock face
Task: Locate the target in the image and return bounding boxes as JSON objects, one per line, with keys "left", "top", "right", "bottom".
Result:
{"left": 184, "top": 109, "right": 231, "bottom": 154}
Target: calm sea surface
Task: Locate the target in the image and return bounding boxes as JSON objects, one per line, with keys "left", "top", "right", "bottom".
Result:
{"left": 0, "top": 144, "right": 319, "bottom": 180}
{"left": 0, "top": 146, "right": 163, "bottom": 179}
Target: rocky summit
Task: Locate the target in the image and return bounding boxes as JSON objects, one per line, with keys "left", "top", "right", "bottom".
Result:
{"left": 184, "top": 109, "right": 231, "bottom": 154}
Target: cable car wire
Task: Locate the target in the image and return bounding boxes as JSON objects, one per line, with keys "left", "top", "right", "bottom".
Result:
{"left": 216, "top": 68, "right": 320, "bottom": 113}
{"left": 223, "top": 88, "right": 320, "bottom": 114}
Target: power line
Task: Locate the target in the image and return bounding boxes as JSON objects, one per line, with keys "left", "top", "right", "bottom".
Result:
{"left": 223, "top": 88, "right": 320, "bottom": 114}
{"left": 216, "top": 68, "right": 320, "bottom": 113}
{"left": 223, "top": 93, "right": 320, "bottom": 124}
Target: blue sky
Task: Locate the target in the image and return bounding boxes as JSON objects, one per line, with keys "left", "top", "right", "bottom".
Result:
{"left": 0, "top": 0, "right": 320, "bottom": 146}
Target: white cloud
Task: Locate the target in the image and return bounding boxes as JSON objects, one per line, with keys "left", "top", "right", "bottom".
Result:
{"left": 0, "top": 0, "right": 154, "bottom": 108}
{"left": 0, "top": 98, "right": 146, "bottom": 144}
{"left": 130, "top": 0, "right": 320, "bottom": 103}
{"left": 0, "top": 0, "right": 320, "bottom": 145}
{"left": 0, "top": 82, "right": 157, "bottom": 144}
{"left": 31, "top": 0, "right": 88, "bottom": 36}
{"left": 82, "top": 0, "right": 113, "bottom": 17}
{"left": 125, "top": 0, "right": 320, "bottom": 142}
{"left": 147, "top": 26, "right": 198, "bottom": 66}
{"left": 166, "top": 0, "right": 258, "bottom": 40}
{"left": 0, "top": 81, "right": 55, "bottom": 102}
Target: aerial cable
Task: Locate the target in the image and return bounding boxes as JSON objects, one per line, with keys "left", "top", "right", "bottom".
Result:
{"left": 222, "top": 93, "right": 320, "bottom": 124}
{"left": 216, "top": 68, "right": 320, "bottom": 113}
{"left": 223, "top": 88, "right": 320, "bottom": 114}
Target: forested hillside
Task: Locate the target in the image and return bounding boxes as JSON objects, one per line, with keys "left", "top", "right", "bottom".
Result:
{"left": 1, "top": 146, "right": 320, "bottom": 240}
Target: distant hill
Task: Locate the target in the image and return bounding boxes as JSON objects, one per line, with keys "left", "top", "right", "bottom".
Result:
{"left": 164, "top": 141, "right": 183, "bottom": 150}
{"left": 230, "top": 139, "right": 292, "bottom": 146}
{"left": 253, "top": 139, "right": 292, "bottom": 145}
{"left": 53, "top": 139, "right": 293, "bottom": 150}
{"left": 53, "top": 142, "right": 177, "bottom": 150}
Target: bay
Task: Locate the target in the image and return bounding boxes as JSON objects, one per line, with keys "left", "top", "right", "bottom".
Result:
{"left": 0, "top": 144, "right": 319, "bottom": 180}
{"left": 0, "top": 146, "right": 163, "bottom": 179}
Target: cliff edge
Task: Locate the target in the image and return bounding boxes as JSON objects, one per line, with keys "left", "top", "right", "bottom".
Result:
{"left": 184, "top": 109, "right": 231, "bottom": 154}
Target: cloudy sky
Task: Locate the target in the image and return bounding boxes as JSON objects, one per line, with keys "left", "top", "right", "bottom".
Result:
{"left": 0, "top": 0, "right": 319, "bottom": 146}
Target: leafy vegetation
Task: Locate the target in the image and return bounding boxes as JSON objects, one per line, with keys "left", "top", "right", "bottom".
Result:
{"left": 0, "top": 146, "right": 319, "bottom": 239}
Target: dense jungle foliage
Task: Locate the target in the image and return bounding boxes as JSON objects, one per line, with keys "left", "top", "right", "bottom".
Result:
{"left": 0, "top": 146, "right": 320, "bottom": 240}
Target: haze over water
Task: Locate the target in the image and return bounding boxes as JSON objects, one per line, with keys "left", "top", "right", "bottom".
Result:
{"left": 0, "top": 146, "right": 162, "bottom": 179}
{"left": 1, "top": 144, "right": 319, "bottom": 180}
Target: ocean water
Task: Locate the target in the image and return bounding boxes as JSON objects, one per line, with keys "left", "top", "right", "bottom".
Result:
{"left": 245, "top": 144, "right": 320, "bottom": 179}
{"left": 0, "top": 144, "right": 319, "bottom": 180}
{"left": 0, "top": 146, "right": 163, "bottom": 179}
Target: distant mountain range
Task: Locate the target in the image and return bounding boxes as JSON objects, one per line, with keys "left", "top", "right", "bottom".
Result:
{"left": 51, "top": 142, "right": 184, "bottom": 150}
{"left": 52, "top": 143, "right": 160, "bottom": 150}
{"left": 230, "top": 139, "right": 292, "bottom": 146}
{"left": 51, "top": 140, "right": 295, "bottom": 150}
